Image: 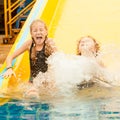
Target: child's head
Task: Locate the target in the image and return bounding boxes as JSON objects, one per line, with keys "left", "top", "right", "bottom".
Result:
{"left": 30, "top": 19, "right": 48, "bottom": 45}
{"left": 20, "top": 0, "right": 26, "bottom": 7}
{"left": 77, "top": 36, "right": 100, "bottom": 56}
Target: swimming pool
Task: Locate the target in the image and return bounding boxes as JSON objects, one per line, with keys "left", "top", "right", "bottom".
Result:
{"left": 0, "top": 86, "right": 120, "bottom": 120}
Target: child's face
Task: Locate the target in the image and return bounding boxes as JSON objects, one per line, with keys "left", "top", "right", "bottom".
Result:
{"left": 31, "top": 22, "right": 48, "bottom": 45}
{"left": 79, "top": 37, "right": 96, "bottom": 54}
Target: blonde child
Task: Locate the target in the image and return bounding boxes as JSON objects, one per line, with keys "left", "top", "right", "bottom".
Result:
{"left": 76, "top": 36, "right": 111, "bottom": 89}
{"left": 4, "top": 19, "right": 57, "bottom": 82}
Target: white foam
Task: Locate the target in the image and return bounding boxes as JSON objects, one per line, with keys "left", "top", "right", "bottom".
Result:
{"left": 46, "top": 52, "right": 108, "bottom": 91}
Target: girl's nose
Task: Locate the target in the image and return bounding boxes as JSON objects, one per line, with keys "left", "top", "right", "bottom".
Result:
{"left": 36, "top": 31, "right": 41, "bottom": 34}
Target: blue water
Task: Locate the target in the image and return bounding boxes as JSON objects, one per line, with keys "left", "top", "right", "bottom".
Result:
{"left": 0, "top": 100, "right": 50, "bottom": 120}
{"left": 0, "top": 86, "right": 120, "bottom": 120}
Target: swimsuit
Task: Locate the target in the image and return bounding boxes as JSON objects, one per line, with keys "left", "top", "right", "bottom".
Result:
{"left": 30, "top": 42, "right": 48, "bottom": 81}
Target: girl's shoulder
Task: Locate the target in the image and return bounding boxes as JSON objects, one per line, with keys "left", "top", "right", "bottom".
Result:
{"left": 45, "top": 38, "right": 54, "bottom": 44}
{"left": 22, "top": 40, "right": 33, "bottom": 50}
{"left": 25, "top": 39, "right": 33, "bottom": 45}
{"left": 25, "top": 39, "right": 32, "bottom": 44}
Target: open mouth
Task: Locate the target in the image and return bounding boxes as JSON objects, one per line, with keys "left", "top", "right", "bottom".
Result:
{"left": 36, "top": 36, "right": 43, "bottom": 41}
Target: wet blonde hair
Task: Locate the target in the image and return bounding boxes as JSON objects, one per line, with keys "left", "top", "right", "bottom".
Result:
{"left": 30, "top": 19, "right": 55, "bottom": 61}
{"left": 77, "top": 36, "right": 100, "bottom": 56}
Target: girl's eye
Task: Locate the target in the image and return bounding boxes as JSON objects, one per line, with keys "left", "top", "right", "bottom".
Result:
{"left": 40, "top": 29, "right": 44, "bottom": 31}
{"left": 32, "top": 29, "right": 37, "bottom": 32}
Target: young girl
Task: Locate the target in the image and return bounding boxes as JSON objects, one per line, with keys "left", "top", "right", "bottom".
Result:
{"left": 76, "top": 36, "right": 111, "bottom": 89}
{"left": 77, "top": 36, "right": 105, "bottom": 66}
{"left": 77, "top": 36, "right": 99, "bottom": 56}
{"left": 3, "top": 19, "right": 57, "bottom": 82}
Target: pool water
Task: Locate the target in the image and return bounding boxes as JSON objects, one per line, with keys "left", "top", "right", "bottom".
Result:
{"left": 0, "top": 86, "right": 120, "bottom": 120}
{"left": 0, "top": 100, "right": 50, "bottom": 120}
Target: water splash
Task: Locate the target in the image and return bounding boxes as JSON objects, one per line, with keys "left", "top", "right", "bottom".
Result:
{"left": 98, "top": 44, "right": 120, "bottom": 86}
{"left": 46, "top": 52, "right": 111, "bottom": 94}
{"left": 18, "top": 45, "right": 120, "bottom": 99}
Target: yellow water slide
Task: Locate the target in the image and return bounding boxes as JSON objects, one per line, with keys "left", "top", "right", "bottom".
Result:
{"left": 0, "top": 0, "right": 120, "bottom": 104}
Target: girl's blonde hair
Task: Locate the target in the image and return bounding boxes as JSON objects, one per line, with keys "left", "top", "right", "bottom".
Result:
{"left": 30, "top": 19, "right": 55, "bottom": 61}
{"left": 30, "top": 19, "right": 48, "bottom": 32}
{"left": 77, "top": 36, "right": 100, "bottom": 55}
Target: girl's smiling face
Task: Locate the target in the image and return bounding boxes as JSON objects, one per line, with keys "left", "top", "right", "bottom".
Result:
{"left": 79, "top": 37, "right": 96, "bottom": 51}
{"left": 78, "top": 36, "right": 99, "bottom": 56}
{"left": 30, "top": 21, "right": 48, "bottom": 45}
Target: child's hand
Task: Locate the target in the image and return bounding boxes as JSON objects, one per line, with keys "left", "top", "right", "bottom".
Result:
{"left": 3, "top": 68, "right": 16, "bottom": 78}
{"left": 45, "top": 38, "right": 58, "bottom": 55}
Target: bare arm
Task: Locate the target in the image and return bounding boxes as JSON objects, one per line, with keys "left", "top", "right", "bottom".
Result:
{"left": 3, "top": 40, "right": 32, "bottom": 78}
{"left": 6, "top": 40, "right": 32, "bottom": 68}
